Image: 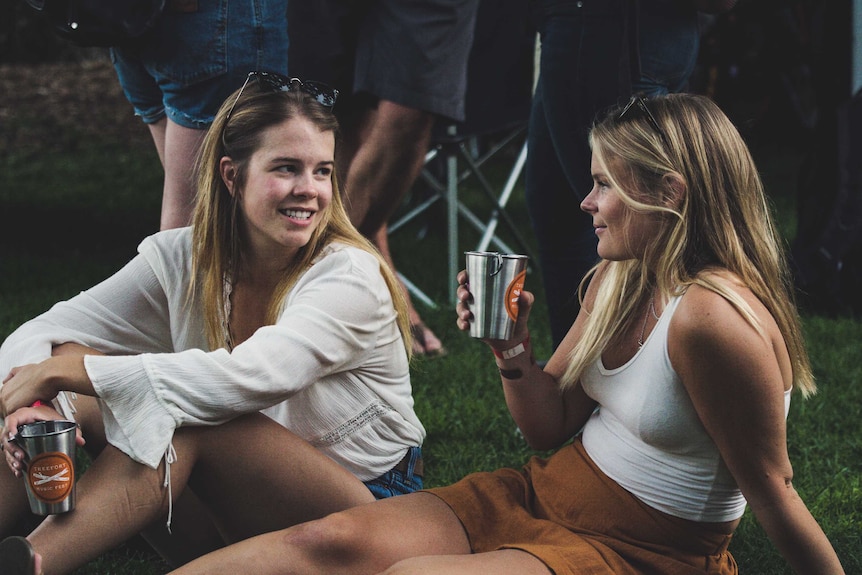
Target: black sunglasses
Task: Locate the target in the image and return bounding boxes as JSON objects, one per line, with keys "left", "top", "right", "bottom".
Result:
{"left": 224, "top": 72, "right": 339, "bottom": 124}
{"left": 618, "top": 95, "right": 670, "bottom": 148}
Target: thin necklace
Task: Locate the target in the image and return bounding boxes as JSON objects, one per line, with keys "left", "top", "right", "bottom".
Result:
{"left": 637, "top": 298, "right": 660, "bottom": 348}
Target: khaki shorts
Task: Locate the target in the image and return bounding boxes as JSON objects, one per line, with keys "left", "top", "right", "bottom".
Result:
{"left": 428, "top": 438, "right": 737, "bottom": 575}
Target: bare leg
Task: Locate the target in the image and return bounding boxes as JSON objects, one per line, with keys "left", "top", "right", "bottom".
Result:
{"left": 28, "top": 444, "right": 168, "bottom": 574}
{"left": 146, "top": 118, "right": 167, "bottom": 167}
{"left": 342, "top": 101, "right": 434, "bottom": 234}
{"left": 25, "top": 413, "right": 373, "bottom": 575}
{"left": 0, "top": 464, "right": 37, "bottom": 537}
{"left": 160, "top": 119, "right": 206, "bottom": 230}
{"left": 148, "top": 118, "right": 206, "bottom": 230}
{"left": 342, "top": 100, "right": 444, "bottom": 356}
{"left": 171, "top": 491, "right": 466, "bottom": 575}
{"left": 49, "top": 345, "right": 223, "bottom": 567}
{"left": 138, "top": 489, "right": 225, "bottom": 568}
{"left": 380, "top": 550, "right": 553, "bottom": 575}
{"left": 173, "top": 490, "right": 553, "bottom": 575}
{"left": 373, "top": 227, "right": 444, "bottom": 357}
{"left": 183, "top": 414, "right": 374, "bottom": 542}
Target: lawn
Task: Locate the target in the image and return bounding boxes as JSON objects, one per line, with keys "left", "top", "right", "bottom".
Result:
{"left": 1, "top": 59, "right": 860, "bottom": 574}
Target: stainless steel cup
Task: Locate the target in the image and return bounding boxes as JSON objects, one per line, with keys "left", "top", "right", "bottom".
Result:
{"left": 464, "top": 251, "right": 528, "bottom": 340}
{"left": 11, "top": 420, "right": 77, "bottom": 515}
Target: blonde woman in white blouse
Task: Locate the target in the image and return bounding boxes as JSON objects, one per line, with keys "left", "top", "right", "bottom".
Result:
{"left": 0, "top": 72, "right": 425, "bottom": 575}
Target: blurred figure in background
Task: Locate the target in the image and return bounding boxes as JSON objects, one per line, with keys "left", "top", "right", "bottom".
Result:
{"left": 789, "top": 0, "right": 862, "bottom": 317}
{"left": 288, "top": 0, "right": 481, "bottom": 357}
{"left": 525, "top": 0, "right": 735, "bottom": 349}
{"left": 111, "top": 0, "right": 289, "bottom": 229}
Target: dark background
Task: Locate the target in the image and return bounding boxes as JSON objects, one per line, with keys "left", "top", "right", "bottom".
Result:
{"left": 3, "top": 0, "right": 860, "bottom": 314}
{"left": 0, "top": 0, "right": 843, "bottom": 153}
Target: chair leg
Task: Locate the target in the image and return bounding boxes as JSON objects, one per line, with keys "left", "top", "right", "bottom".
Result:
{"left": 389, "top": 125, "right": 533, "bottom": 305}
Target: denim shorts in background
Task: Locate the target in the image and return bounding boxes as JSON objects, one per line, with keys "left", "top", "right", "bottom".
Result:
{"left": 110, "top": 0, "right": 289, "bottom": 129}
{"left": 364, "top": 446, "right": 424, "bottom": 499}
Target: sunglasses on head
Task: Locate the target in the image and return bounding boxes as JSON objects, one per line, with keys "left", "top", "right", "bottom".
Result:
{"left": 224, "top": 71, "right": 339, "bottom": 125}
{"left": 618, "top": 95, "right": 670, "bottom": 148}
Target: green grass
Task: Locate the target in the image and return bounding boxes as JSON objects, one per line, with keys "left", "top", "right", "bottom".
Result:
{"left": 1, "top": 120, "right": 860, "bottom": 574}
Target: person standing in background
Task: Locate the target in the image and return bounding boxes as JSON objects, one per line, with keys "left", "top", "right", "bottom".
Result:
{"left": 111, "top": 0, "right": 289, "bottom": 230}
{"left": 526, "top": 0, "right": 735, "bottom": 348}
{"left": 287, "top": 0, "right": 481, "bottom": 357}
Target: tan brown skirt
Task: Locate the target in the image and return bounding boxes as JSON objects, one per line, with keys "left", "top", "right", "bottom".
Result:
{"left": 428, "top": 438, "right": 737, "bottom": 574}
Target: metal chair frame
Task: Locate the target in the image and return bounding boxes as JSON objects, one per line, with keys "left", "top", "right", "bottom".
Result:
{"left": 389, "top": 123, "right": 535, "bottom": 306}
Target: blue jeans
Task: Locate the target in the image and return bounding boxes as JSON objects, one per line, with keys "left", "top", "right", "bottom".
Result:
{"left": 111, "top": 0, "right": 289, "bottom": 129}
{"left": 364, "top": 446, "right": 424, "bottom": 499}
{"left": 525, "top": 0, "right": 700, "bottom": 347}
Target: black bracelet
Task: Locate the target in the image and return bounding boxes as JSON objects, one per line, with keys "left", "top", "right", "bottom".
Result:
{"left": 499, "top": 367, "right": 524, "bottom": 380}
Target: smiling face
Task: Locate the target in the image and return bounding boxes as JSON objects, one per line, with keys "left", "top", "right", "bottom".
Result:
{"left": 580, "top": 152, "right": 663, "bottom": 262}
{"left": 221, "top": 116, "right": 335, "bottom": 264}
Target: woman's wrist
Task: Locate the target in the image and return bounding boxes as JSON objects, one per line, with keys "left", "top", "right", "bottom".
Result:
{"left": 493, "top": 336, "right": 535, "bottom": 380}
{"left": 38, "top": 356, "right": 65, "bottom": 402}
{"left": 45, "top": 355, "right": 91, "bottom": 399}
{"left": 491, "top": 335, "right": 531, "bottom": 360}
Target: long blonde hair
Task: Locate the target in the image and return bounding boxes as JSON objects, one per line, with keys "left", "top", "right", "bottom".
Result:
{"left": 561, "top": 93, "right": 814, "bottom": 396}
{"left": 188, "top": 78, "right": 412, "bottom": 356}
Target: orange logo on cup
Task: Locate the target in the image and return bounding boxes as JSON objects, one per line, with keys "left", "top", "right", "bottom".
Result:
{"left": 505, "top": 270, "right": 527, "bottom": 321}
{"left": 27, "top": 452, "right": 74, "bottom": 504}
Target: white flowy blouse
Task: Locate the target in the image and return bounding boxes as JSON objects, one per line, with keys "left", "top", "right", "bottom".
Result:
{"left": 0, "top": 227, "right": 425, "bottom": 482}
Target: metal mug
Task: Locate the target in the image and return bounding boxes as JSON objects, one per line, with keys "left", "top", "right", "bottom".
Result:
{"left": 11, "top": 420, "right": 78, "bottom": 515}
{"left": 464, "top": 251, "right": 528, "bottom": 340}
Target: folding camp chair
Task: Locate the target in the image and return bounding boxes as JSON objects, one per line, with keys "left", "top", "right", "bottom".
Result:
{"left": 389, "top": 0, "right": 537, "bottom": 305}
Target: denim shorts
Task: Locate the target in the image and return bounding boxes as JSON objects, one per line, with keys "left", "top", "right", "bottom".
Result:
{"left": 110, "top": 0, "right": 289, "bottom": 129}
{"left": 364, "top": 446, "right": 424, "bottom": 499}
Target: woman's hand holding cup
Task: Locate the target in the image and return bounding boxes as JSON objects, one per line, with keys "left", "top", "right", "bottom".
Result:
{"left": 455, "top": 268, "right": 535, "bottom": 352}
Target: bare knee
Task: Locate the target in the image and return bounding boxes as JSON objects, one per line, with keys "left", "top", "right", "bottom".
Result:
{"left": 281, "top": 511, "right": 364, "bottom": 555}
{"left": 278, "top": 511, "right": 374, "bottom": 568}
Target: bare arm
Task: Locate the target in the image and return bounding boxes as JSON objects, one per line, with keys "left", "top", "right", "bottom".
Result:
{"left": 455, "top": 270, "right": 598, "bottom": 451}
{"left": 1, "top": 342, "right": 106, "bottom": 416}
{"left": 670, "top": 284, "right": 844, "bottom": 574}
{"left": 0, "top": 354, "right": 96, "bottom": 418}
{"left": 51, "top": 342, "right": 105, "bottom": 358}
